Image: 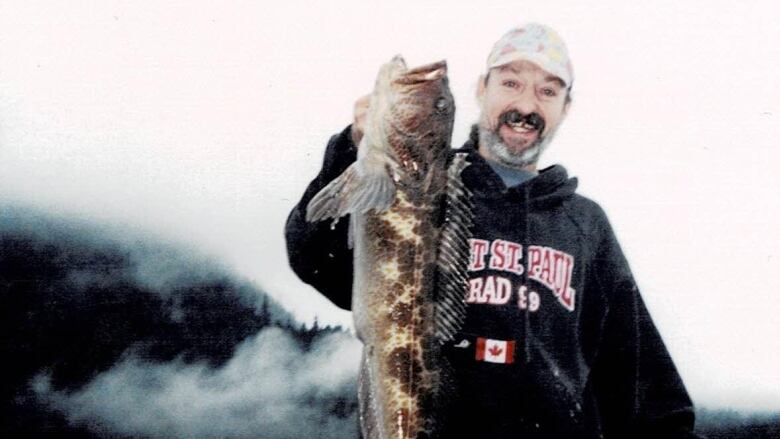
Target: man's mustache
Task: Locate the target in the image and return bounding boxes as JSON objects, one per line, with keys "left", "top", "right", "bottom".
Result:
{"left": 499, "top": 110, "right": 545, "bottom": 133}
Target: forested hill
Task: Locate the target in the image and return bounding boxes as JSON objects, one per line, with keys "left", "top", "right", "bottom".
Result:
{"left": 0, "top": 204, "right": 358, "bottom": 438}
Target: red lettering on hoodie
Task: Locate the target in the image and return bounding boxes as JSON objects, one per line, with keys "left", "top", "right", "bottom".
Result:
{"left": 528, "top": 245, "right": 576, "bottom": 311}
{"left": 469, "top": 239, "right": 490, "bottom": 271}
{"left": 488, "top": 240, "right": 506, "bottom": 270}
{"left": 504, "top": 241, "right": 523, "bottom": 275}
{"left": 468, "top": 239, "right": 576, "bottom": 311}
{"left": 465, "top": 275, "right": 512, "bottom": 305}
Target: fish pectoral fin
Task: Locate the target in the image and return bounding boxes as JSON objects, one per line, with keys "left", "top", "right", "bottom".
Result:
{"left": 306, "top": 158, "right": 396, "bottom": 223}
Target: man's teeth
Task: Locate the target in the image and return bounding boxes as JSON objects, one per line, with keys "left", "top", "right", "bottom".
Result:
{"left": 508, "top": 122, "right": 537, "bottom": 133}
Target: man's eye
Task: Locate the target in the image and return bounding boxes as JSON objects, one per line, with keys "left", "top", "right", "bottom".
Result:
{"left": 541, "top": 88, "right": 557, "bottom": 97}
{"left": 503, "top": 80, "right": 518, "bottom": 88}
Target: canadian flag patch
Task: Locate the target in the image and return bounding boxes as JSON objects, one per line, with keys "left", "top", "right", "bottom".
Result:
{"left": 475, "top": 337, "right": 515, "bottom": 364}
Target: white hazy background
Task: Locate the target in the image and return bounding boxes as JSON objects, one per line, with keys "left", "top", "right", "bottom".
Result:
{"left": 1, "top": 0, "right": 778, "bottom": 413}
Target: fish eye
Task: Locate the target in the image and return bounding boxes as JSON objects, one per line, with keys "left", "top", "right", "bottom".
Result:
{"left": 435, "top": 97, "right": 448, "bottom": 111}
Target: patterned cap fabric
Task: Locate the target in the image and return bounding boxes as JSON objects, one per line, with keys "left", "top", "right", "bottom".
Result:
{"left": 486, "top": 23, "right": 573, "bottom": 89}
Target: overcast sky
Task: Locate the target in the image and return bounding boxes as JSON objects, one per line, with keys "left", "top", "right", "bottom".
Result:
{"left": 1, "top": 0, "right": 779, "bottom": 412}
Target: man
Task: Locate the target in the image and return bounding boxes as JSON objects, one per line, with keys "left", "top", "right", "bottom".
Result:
{"left": 286, "top": 23, "right": 699, "bottom": 438}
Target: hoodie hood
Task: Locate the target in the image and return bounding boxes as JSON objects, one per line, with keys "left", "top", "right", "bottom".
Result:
{"left": 456, "top": 125, "right": 578, "bottom": 209}
{"left": 455, "top": 125, "right": 579, "bottom": 365}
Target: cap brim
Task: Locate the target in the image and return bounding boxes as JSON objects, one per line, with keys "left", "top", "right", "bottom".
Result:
{"left": 488, "top": 52, "right": 570, "bottom": 88}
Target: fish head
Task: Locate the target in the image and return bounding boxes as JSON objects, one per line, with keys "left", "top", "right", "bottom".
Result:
{"left": 371, "top": 56, "right": 455, "bottom": 183}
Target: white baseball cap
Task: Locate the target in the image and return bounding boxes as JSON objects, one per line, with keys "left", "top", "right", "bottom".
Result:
{"left": 486, "top": 23, "right": 574, "bottom": 90}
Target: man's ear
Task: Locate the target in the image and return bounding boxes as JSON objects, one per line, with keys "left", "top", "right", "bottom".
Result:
{"left": 476, "top": 74, "right": 486, "bottom": 105}
{"left": 562, "top": 97, "right": 571, "bottom": 119}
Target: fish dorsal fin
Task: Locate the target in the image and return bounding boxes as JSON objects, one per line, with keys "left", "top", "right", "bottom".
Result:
{"left": 435, "top": 153, "right": 473, "bottom": 343}
{"left": 305, "top": 144, "right": 396, "bottom": 226}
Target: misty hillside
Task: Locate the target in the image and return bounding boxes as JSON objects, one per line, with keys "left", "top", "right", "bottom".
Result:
{"left": 0, "top": 204, "right": 360, "bottom": 438}
{"left": 1, "top": 203, "right": 779, "bottom": 438}
{"left": 695, "top": 409, "right": 780, "bottom": 439}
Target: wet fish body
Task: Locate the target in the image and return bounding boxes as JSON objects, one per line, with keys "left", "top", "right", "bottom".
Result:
{"left": 307, "top": 56, "right": 471, "bottom": 438}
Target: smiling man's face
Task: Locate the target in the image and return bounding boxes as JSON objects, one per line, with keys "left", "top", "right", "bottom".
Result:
{"left": 477, "top": 59, "right": 570, "bottom": 170}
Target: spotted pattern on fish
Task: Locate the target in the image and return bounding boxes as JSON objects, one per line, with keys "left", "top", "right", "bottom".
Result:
{"left": 306, "top": 56, "right": 468, "bottom": 439}
{"left": 352, "top": 152, "right": 472, "bottom": 438}
{"left": 359, "top": 190, "right": 441, "bottom": 437}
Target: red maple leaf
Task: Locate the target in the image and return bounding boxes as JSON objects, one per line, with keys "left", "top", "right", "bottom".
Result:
{"left": 488, "top": 345, "right": 503, "bottom": 357}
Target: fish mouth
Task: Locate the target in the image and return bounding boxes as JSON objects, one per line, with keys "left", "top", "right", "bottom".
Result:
{"left": 389, "top": 54, "right": 408, "bottom": 70}
{"left": 499, "top": 110, "right": 545, "bottom": 136}
{"left": 395, "top": 60, "right": 448, "bottom": 84}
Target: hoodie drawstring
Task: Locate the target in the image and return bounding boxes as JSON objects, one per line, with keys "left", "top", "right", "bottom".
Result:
{"left": 522, "top": 185, "right": 531, "bottom": 363}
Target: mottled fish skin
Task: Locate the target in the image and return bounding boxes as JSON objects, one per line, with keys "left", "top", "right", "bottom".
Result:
{"left": 354, "top": 190, "right": 444, "bottom": 439}
{"left": 351, "top": 58, "right": 455, "bottom": 439}
{"left": 305, "top": 55, "right": 458, "bottom": 438}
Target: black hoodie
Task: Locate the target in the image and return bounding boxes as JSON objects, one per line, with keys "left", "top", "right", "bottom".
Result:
{"left": 285, "top": 125, "right": 699, "bottom": 438}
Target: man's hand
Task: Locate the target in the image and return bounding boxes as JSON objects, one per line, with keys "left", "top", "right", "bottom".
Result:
{"left": 351, "top": 94, "right": 371, "bottom": 146}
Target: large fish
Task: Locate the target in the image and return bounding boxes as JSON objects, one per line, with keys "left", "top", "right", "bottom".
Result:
{"left": 306, "top": 56, "right": 472, "bottom": 438}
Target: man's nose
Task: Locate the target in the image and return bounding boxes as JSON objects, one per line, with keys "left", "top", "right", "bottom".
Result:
{"left": 512, "top": 88, "right": 539, "bottom": 114}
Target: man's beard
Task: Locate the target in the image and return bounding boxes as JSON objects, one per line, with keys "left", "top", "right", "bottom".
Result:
{"left": 478, "top": 111, "right": 559, "bottom": 169}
